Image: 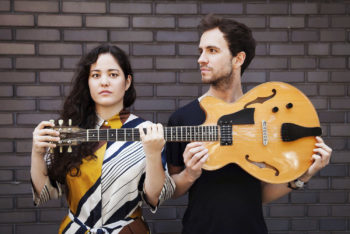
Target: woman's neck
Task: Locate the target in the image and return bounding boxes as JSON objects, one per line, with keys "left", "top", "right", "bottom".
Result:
{"left": 95, "top": 105, "right": 123, "bottom": 120}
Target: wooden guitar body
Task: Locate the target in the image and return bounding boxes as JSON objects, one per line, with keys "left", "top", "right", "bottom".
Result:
{"left": 201, "top": 82, "right": 321, "bottom": 184}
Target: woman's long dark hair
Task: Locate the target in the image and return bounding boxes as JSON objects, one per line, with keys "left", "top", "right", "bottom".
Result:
{"left": 47, "top": 44, "right": 136, "bottom": 185}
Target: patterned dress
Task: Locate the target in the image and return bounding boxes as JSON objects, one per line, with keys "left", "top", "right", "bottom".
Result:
{"left": 32, "top": 112, "right": 175, "bottom": 233}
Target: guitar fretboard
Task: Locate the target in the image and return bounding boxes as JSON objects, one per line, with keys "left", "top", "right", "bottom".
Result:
{"left": 85, "top": 126, "right": 219, "bottom": 142}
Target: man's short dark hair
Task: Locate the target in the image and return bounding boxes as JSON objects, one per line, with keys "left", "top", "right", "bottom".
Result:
{"left": 199, "top": 14, "right": 256, "bottom": 75}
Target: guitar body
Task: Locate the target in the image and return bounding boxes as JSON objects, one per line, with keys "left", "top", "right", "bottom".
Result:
{"left": 201, "top": 82, "right": 320, "bottom": 184}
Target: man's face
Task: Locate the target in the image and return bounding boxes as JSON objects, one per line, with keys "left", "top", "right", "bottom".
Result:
{"left": 198, "top": 27, "right": 234, "bottom": 86}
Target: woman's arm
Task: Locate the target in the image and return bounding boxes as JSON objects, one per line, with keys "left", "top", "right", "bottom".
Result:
{"left": 139, "top": 123, "right": 166, "bottom": 207}
{"left": 30, "top": 121, "right": 60, "bottom": 195}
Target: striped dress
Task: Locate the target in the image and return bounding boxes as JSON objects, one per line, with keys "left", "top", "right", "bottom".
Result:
{"left": 32, "top": 112, "right": 175, "bottom": 233}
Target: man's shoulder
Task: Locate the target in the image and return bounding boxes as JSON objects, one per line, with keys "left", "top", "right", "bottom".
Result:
{"left": 168, "top": 99, "right": 200, "bottom": 124}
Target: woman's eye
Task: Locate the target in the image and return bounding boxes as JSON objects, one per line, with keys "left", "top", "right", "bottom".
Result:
{"left": 110, "top": 73, "right": 118, "bottom": 78}
{"left": 91, "top": 73, "right": 99, "bottom": 78}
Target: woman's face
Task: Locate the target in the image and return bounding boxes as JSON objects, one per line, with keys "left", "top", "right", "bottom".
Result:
{"left": 88, "top": 53, "right": 131, "bottom": 114}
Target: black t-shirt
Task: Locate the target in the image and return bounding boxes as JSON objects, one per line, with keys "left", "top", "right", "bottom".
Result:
{"left": 166, "top": 99, "right": 268, "bottom": 234}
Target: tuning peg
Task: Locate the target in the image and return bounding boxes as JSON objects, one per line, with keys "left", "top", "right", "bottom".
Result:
{"left": 68, "top": 119, "right": 72, "bottom": 126}
{"left": 67, "top": 146, "right": 72, "bottom": 153}
{"left": 58, "top": 119, "right": 63, "bottom": 126}
{"left": 49, "top": 148, "right": 54, "bottom": 154}
{"left": 49, "top": 119, "right": 55, "bottom": 125}
{"left": 59, "top": 146, "right": 63, "bottom": 153}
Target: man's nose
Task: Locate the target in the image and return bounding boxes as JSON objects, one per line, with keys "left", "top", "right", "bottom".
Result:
{"left": 198, "top": 52, "right": 208, "bottom": 65}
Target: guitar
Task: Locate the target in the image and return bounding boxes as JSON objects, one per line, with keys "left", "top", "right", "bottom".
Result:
{"left": 51, "top": 82, "right": 321, "bottom": 184}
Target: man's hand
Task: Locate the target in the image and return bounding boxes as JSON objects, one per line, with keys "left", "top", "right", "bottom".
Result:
{"left": 183, "top": 142, "right": 209, "bottom": 182}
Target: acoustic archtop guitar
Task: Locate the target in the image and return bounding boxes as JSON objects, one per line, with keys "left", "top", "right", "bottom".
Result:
{"left": 51, "top": 82, "right": 322, "bottom": 184}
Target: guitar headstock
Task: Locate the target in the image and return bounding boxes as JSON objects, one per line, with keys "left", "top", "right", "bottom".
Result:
{"left": 49, "top": 119, "right": 85, "bottom": 153}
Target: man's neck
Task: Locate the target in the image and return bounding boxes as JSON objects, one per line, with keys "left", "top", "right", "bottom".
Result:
{"left": 205, "top": 75, "right": 243, "bottom": 103}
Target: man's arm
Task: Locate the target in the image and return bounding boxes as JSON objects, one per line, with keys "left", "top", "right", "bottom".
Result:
{"left": 261, "top": 136, "right": 332, "bottom": 204}
{"left": 168, "top": 142, "right": 209, "bottom": 198}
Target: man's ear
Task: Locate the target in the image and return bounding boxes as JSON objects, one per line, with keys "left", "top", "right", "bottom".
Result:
{"left": 125, "top": 75, "right": 132, "bottom": 91}
{"left": 232, "top": 51, "right": 246, "bottom": 69}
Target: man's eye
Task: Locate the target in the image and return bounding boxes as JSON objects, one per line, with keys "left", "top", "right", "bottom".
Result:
{"left": 209, "top": 49, "right": 217, "bottom": 53}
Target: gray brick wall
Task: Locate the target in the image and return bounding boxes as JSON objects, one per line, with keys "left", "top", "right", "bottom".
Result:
{"left": 0, "top": 0, "right": 349, "bottom": 233}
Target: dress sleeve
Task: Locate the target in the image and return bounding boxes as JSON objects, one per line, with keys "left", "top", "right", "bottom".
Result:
{"left": 31, "top": 176, "right": 63, "bottom": 206}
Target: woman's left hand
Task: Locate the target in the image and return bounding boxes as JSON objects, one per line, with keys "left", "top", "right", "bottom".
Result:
{"left": 139, "top": 123, "right": 165, "bottom": 159}
{"left": 300, "top": 136, "right": 332, "bottom": 182}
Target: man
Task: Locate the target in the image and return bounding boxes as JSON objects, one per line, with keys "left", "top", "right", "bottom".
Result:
{"left": 166, "top": 14, "right": 332, "bottom": 234}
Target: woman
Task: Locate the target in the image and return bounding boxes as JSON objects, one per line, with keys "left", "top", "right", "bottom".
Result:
{"left": 31, "top": 44, "right": 175, "bottom": 233}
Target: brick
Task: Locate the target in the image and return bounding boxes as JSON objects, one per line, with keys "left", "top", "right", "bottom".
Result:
{"left": 16, "top": 57, "right": 60, "bottom": 69}
{"left": 232, "top": 17, "right": 266, "bottom": 28}
{"left": 320, "top": 164, "right": 347, "bottom": 177}
{"left": 332, "top": 44, "right": 350, "bottom": 55}
{"left": 325, "top": 138, "right": 346, "bottom": 151}
{"left": 0, "top": 58, "right": 11, "bottom": 68}
{"left": 332, "top": 205, "right": 350, "bottom": 216}
{"left": 16, "top": 224, "right": 60, "bottom": 233}
{"left": 156, "top": 3, "right": 197, "bottom": 14}
{"left": 153, "top": 220, "right": 182, "bottom": 233}
{"left": 17, "top": 196, "right": 62, "bottom": 208}
{"left": 63, "top": 57, "right": 80, "bottom": 69}
{"left": 201, "top": 3, "right": 243, "bottom": 14}
{"left": 270, "top": 44, "right": 304, "bottom": 55}
{"left": 270, "top": 205, "right": 304, "bottom": 217}
{"left": 64, "top": 29, "right": 107, "bottom": 42}
{"left": 133, "top": 17, "right": 175, "bottom": 28}
{"left": 130, "top": 57, "right": 152, "bottom": 69}
{"left": 0, "top": 85, "right": 12, "bottom": 96}
{"left": 252, "top": 31, "right": 288, "bottom": 42}
{"left": 291, "top": 192, "right": 318, "bottom": 204}
{"left": 320, "top": 218, "right": 346, "bottom": 231}
{"left": 0, "top": 156, "right": 30, "bottom": 167}
{"left": 242, "top": 71, "right": 266, "bottom": 83}
{"left": 0, "top": 29, "right": 11, "bottom": 40}
{"left": 179, "top": 71, "right": 201, "bottom": 84}
{"left": 38, "top": 15, "right": 82, "bottom": 27}
{"left": 0, "top": 197, "right": 13, "bottom": 209}
{"left": 270, "top": 71, "right": 304, "bottom": 83}
{"left": 0, "top": 170, "right": 13, "bottom": 181}
{"left": 320, "top": 191, "right": 347, "bottom": 203}
{"left": 156, "top": 112, "right": 171, "bottom": 125}
{"left": 156, "top": 57, "right": 197, "bottom": 69}
{"left": 134, "top": 99, "right": 175, "bottom": 111}
{"left": 0, "top": 211, "right": 36, "bottom": 223}
{"left": 178, "top": 17, "right": 202, "bottom": 28}
{"left": 292, "top": 3, "right": 318, "bottom": 14}
{"left": 0, "top": 141, "right": 12, "bottom": 153}
{"left": 308, "top": 205, "right": 329, "bottom": 217}
{"left": 110, "top": 3, "right": 151, "bottom": 14}
{"left": 0, "top": 14, "right": 34, "bottom": 26}
{"left": 110, "top": 31, "right": 153, "bottom": 42}
{"left": 320, "top": 3, "right": 346, "bottom": 14}
{"left": 308, "top": 16, "right": 329, "bottom": 28}
{"left": 16, "top": 29, "right": 60, "bottom": 41}
{"left": 249, "top": 57, "right": 288, "bottom": 69}
{"left": 178, "top": 44, "right": 198, "bottom": 56}
{"left": 0, "top": 127, "right": 33, "bottom": 139}
{"left": 294, "top": 84, "right": 318, "bottom": 96}
{"left": 15, "top": 169, "right": 30, "bottom": 181}
{"left": 309, "top": 98, "right": 327, "bottom": 110}
{"left": 85, "top": 43, "right": 129, "bottom": 55}
{"left": 40, "top": 209, "right": 67, "bottom": 222}
{"left": 0, "top": 0, "right": 10, "bottom": 11}
{"left": 16, "top": 139, "right": 34, "bottom": 153}
{"left": 143, "top": 207, "right": 176, "bottom": 220}
{"left": 332, "top": 16, "right": 350, "bottom": 27}
{"left": 157, "top": 85, "right": 197, "bottom": 97}
{"left": 133, "top": 44, "right": 175, "bottom": 56}
{"left": 320, "top": 84, "right": 345, "bottom": 96}
{"left": 292, "top": 31, "right": 319, "bottom": 42}
{"left": 17, "top": 85, "right": 60, "bottom": 97}
{"left": 0, "top": 183, "right": 31, "bottom": 195}
{"left": 320, "top": 30, "right": 346, "bottom": 42}
{"left": 331, "top": 72, "right": 350, "bottom": 82}
{"left": 0, "top": 72, "right": 35, "bottom": 83}
{"left": 331, "top": 125, "right": 350, "bottom": 136}
{"left": 39, "top": 99, "right": 63, "bottom": 111}
{"left": 0, "top": 43, "right": 34, "bottom": 55}
{"left": 319, "top": 111, "right": 345, "bottom": 123}
{"left": 308, "top": 43, "right": 329, "bottom": 55}
{"left": 247, "top": 3, "right": 287, "bottom": 14}
{"left": 40, "top": 71, "right": 74, "bottom": 83}
{"left": 332, "top": 178, "right": 350, "bottom": 189}
{"left": 291, "top": 57, "right": 316, "bottom": 69}
{"left": 17, "top": 113, "right": 59, "bottom": 125}
{"left": 62, "top": 2, "right": 105, "bottom": 13}
{"left": 292, "top": 219, "right": 317, "bottom": 230}
{"left": 134, "top": 72, "right": 175, "bottom": 83}
{"left": 270, "top": 17, "right": 305, "bottom": 28}
{"left": 307, "top": 71, "right": 328, "bottom": 82}
{"left": 0, "top": 100, "right": 35, "bottom": 111}
{"left": 265, "top": 219, "right": 288, "bottom": 231}
{"left": 0, "top": 114, "right": 13, "bottom": 125}
{"left": 320, "top": 57, "right": 346, "bottom": 69}
{"left": 86, "top": 16, "right": 128, "bottom": 28}
{"left": 14, "top": 1, "right": 58, "bottom": 12}
{"left": 332, "top": 151, "right": 350, "bottom": 163}
{"left": 157, "top": 31, "right": 198, "bottom": 42}
{"left": 135, "top": 85, "right": 153, "bottom": 97}
{"left": 39, "top": 43, "right": 82, "bottom": 55}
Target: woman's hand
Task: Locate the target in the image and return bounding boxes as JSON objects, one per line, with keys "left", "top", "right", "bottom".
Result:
{"left": 139, "top": 123, "right": 165, "bottom": 158}
{"left": 32, "top": 121, "right": 60, "bottom": 157}
{"left": 183, "top": 142, "right": 209, "bottom": 182}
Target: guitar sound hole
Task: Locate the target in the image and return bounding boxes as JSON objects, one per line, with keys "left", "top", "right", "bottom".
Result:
{"left": 245, "top": 155, "right": 279, "bottom": 176}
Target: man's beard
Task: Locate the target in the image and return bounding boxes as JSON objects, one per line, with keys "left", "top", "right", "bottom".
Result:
{"left": 202, "top": 68, "right": 233, "bottom": 89}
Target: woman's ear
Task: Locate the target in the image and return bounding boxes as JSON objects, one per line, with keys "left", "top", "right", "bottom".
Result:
{"left": 125, "top": 75, "right": 132, "bottom": 91}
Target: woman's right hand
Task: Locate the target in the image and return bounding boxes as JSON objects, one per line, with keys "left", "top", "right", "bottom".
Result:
{"left": 32, "top": 121, "right": 60, "bottom": 157}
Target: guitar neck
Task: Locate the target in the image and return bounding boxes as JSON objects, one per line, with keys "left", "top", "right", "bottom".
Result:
{"left": 85, "top": 126, "right": 219, "bottom": 142}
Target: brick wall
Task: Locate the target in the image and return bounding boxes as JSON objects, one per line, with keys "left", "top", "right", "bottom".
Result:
{"left": 0, "top": 0, "right": 349, "bottom": 233}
